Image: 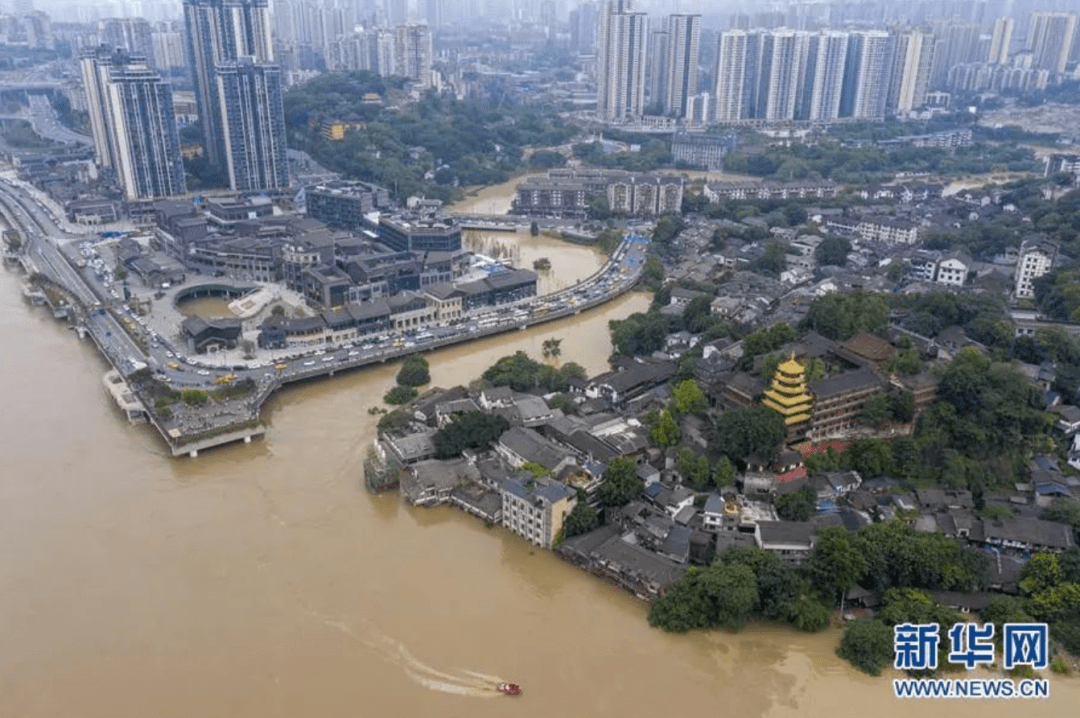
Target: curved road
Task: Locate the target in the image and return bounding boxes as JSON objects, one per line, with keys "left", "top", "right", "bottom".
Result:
{"left": 2, "top": 174, "right": 650, "bottom": 454}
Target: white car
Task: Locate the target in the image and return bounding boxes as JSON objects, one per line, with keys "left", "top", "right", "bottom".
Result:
{"left": 348, "top": 350, "right": 360, "bottom": 357}
{"left": 322, "top": 356, "right": 334, "bottom": 362}
{"left": 197, "top": 370, "right": 210, "bottom": 376}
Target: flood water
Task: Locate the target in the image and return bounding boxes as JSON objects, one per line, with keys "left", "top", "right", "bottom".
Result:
{"left": 176, "top": 295, "right": 237, "bottom": 318}
{"left": 1, "top": 254, "right": 1077, "bottom": 717}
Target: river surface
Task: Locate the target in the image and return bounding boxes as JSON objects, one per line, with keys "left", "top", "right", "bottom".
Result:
{"left": 1, "top": 258, "right": 1077, "bottom": 717}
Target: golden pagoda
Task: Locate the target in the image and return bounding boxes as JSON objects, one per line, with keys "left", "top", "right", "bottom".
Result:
{"left": 762, "top": 355, "right": 813, "bottom": 426}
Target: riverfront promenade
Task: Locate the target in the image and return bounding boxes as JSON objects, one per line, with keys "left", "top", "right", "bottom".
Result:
{"left": 1, "top": 176, "right": 650, "bottom": 457}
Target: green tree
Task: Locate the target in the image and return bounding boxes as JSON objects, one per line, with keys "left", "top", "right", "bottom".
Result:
{"left": 642, "top": 254, "right": 664, "bottom": 291}
{"left": 672, "top": 378, "right": 707, "bottom": 415}
{"left": 1020, "top": 553, "right": 1063, "bottom": 596}
{"left": 838, "top": 619, "right": 894, "bottom": 675}
{"left": 776, "top": 486, "right": 817, "bottom": 521}
{"left": 753, "top": 240, "right": 788, "bottom": 277}
{"left": 676, "top": 448, "right": 710, "bottom": 488}
{"left": 698, "top": 563, "right": 759, "bottom": 630}
{"left": 520, "top": 462, "right": 550, "bottom": 478}
{"left": 383, "top": 385, "right": 418, "bottom": 404}
{"left": 1060, "top": 547, "right": 1080, "bottom": 585}
{"left": 711, "top": 406, "right": 787, "bottom": 462}
{"left": 433, "top": 412, "right": 509, "bottom": 459}
{"left": 810, "top": 526, "right": 867, "bottom": 605}
{"left": 597, "top": 456, "right": 644, "bottom": 508}
{"left": 542, "top": 337, "right": 563, "bottom": 360}
{"left": 648, "top": 568, "right": 710, "bottom": 632}
{"left": 860, "top": 393, "right": 892, "bottom": 428}
{"left": 803, "top": 292, "right": 889, "bottom": 341}
{"left": 610, "top": 311, "right": 668, "bottom": 356}
{"left": 181, "top": 390, "right": 209, "bottom": 406}
{"left": 1031, "top": 583, "right": 1080, "bottom": 622}
{"left": 396, "top": 355, "right": 430, "bottom": 386}
{"left": 563, "top": 500, "right": 599, "bottom": 538}
{"left": 713, "top": 456, "right": 736, "bottom": 487}
{"left": 980, "top": 595, "right": 1034, "bottom": 634}
{"left": 718, "top": 547, "right": 799, "bottom": 621}
{"left": 1042, "top": 498, "right": 1080, "bottom": 536}
{"left": 651, "top": 409, "right": 681, "bottom": 448}
{"left": 814, "top": 236, "right": 851, "bottom": 266}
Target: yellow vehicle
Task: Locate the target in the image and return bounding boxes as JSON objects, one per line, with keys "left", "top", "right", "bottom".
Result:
{"left": 393, "top": 339, "right": 404, "bottom": 347}
{"left": 214, "top": 373, "right": 236, "bottom": 385}
{"left": 167, "top": 361, "right": 180, "bottom": 370}
{"left": 275, "top": 363, "right": 288, "bottom": 371}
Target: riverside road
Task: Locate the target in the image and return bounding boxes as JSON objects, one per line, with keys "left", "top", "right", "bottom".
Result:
{"left": 1, "top": 176, "right": 650, "bottom": 456}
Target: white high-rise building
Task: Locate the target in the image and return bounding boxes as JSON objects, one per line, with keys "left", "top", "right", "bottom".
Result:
{"left": 80, "top": 46, "right": 186, "bottom": 200}
{"left": 989, "top": 16, "right": 1013, "bottom": 65}
{"left": 888, "top": 30, "right": 934, "bottom": 115}
{"left": 664, "top": 14, "right": 700, "bottom": 119}
{"left": 805, "top": 31, "right": 848, "bottom": 122}
{"left": 1027, "top": 12, "right": 1077, "bottom": 75}
{"left": 842, "top": 31, "right": 895, "bottom": 121}
{"left": 763, "top": 29, "right": 808, "bottom": 122}
{"left": 596, "top": 0, "right": 648, "bottom": 122}
{"left": 714, "top": 29, "right": 750, "bottom": 123}
{"left": 394, "top": 22, "right": 432, "bottom": 88}
{"left": 151, "top": 31, "right": 187, "bottom": 72}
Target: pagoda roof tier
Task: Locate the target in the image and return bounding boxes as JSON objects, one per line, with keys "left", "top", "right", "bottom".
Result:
{"left": 778, "top": 357, "right": 806, "bottom": 375}
{"left": 772, "top": 378, "right": 808, "bottom": 391}
{"left": 763, "top": 390, "right": 814, "bottom": 408}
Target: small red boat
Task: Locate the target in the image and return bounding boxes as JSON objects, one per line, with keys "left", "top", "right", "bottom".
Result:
{"left": 496, "top": 682, "right": 522, "bottom": 696}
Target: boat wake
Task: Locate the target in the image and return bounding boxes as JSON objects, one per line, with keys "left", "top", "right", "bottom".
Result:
{"left": 301, "top": 603, "right": 508, "bottom": 697}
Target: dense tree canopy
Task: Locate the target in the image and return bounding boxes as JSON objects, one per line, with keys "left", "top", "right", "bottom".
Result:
{"left": 776, "top": 486, "right": 817, "bottom": 522}
{"left": 482, "top": 351, "right": 586, "bottom": 392}
{"left": 803, "top": 292, "right": 889, "bottom": 340}
{"left": 396, "top": 355, "right": 430, "bottom": 387}
{"left": 814, "top": 236, "right": 851, "bottom": 266}
{"left": 610, "top": 311, "right": 670, "bottom": 356}
{"left": 283, "top": 75, "right": 578, "bottom": 202}
{"left": 597, "top": 456, "right": 644, "bottom": 508}
{"left": 651, "top": 547, "right": 831, "bottom": 634}
{"left": 433, "top": 412, "right": 509, "bottom": 459}
{"left": 711, "top": 406, "right": 787, "bottom": 463}
{"left": 562, "top": 500, "right": 599, "bottom": 539}
{"left": 837, "top": 619, "right": 894, "bottom": 676}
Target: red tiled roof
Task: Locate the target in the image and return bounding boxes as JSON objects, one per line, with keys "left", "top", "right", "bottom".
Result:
{"left": 775, "top": 466, "right": 807, "bottom": 482}
{"left": 797, "top": 440, "right": 853, "bottom": 457}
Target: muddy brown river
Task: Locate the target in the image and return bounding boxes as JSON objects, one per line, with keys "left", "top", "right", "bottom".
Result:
{"left": 1, "top": 239, "right": 1076, "bottom": 716}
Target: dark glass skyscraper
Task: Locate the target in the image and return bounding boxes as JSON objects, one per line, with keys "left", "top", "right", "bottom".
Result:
{"left": 216, "top": 58, "right": 290, "bottom": 191}
{"left": 183, "top": 0, "right": 287, "bottom": 192}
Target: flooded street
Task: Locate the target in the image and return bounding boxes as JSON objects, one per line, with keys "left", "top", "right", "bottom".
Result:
{"left": 1, "top": 254, "right": 1076, "bottom": 717}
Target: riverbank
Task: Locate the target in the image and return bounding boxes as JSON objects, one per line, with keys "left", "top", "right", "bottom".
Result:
{"left": 4, "top": 255, "right": 1079, "bottom": 717}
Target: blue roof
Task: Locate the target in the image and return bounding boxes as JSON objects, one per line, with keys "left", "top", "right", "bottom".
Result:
{"left": 703, "top": 493, "right": 724, "bottom": 514}
{"left": 1033, "top": 455, "right": 1059, "bottom": 472}
{"left": 501, "top": 473, "right": 574, "bottom": 505}
{"left": 1036, "top": 482, "right": 1072, "bottom": 496}
{"left": 644, "top": 482, "right": 664, "bottom": 500}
